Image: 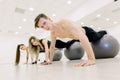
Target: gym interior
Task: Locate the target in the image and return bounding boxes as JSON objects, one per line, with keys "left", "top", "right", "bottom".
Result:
{"left": 0, "top": 0, "right": 120, "bottom": 80}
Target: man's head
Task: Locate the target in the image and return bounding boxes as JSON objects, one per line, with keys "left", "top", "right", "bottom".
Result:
{"left": 34, "top": 13, "right": 53, "bottom": 30}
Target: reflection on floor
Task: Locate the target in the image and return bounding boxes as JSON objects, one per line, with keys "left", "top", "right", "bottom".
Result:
{"left": 0, "top": 55, "right": 120, "bottom": 80}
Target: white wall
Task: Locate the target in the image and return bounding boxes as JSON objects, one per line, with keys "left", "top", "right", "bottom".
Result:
{"left": 0, "top": 35, "right": 28, "bottom": 64}
{"left": 66, "top": 0, "right": 113, "bottom": 21}
{"left": 106, "top": 25, "right": 120, "bottom": 42}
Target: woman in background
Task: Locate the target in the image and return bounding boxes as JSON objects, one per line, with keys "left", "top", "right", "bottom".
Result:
{"left": 29, "top": 36, "right": 79, "bottom": 65}
{"left": 15, "top": 44, "right": 29, "bottom": 65}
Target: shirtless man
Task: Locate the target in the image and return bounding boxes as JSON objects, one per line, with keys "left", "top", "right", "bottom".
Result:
{"left": 34, "top": 13, "right": 96, "bottom": 67}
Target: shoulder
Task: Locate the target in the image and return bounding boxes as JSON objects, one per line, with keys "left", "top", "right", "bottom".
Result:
{"left": 59, "top": 19, "right": 73, "bottom": 23}
{"left": 58, "top": 19, "right": 75, "bottom": 26}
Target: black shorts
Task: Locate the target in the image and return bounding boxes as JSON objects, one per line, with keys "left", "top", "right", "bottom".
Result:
{"left": 82, "top": 26, "right": 107, "bottom": 43}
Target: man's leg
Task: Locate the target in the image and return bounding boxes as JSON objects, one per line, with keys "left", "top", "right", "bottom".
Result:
{"left": 66, "top": 40, "right": 79, "bottom": 49}
{"left": 82, "top": 26, "right": 107, "bottom": 43}
{"left": 98, "top": 31, "right": 107, "bottom": 36}
{"left": 55, "top": 40, "right": 67, "bottom": 48}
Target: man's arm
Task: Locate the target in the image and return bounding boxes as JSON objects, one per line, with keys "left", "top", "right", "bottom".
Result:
{"left": 49, "top": 32, "right": 56, "bottom": 63}
{"left": 42, "top": 39, "right": 49, "bottom": 62}
{"left": 76, "top": 31, "right": 95, "bottom": 66}
{"left": 64, "top": 20, "right": 95, "bottom": 66}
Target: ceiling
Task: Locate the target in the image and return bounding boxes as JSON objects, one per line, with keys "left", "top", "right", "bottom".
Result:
{"left": 0, "top": 0, "right": 118, "bottom": 38}
{"left": 77, "top": 0, "right": 120, "bottom": 31}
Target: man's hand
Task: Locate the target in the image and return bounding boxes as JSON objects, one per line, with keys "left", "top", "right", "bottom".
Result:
{"left": 75, "top": 60, "right": 95, "bottom": 67}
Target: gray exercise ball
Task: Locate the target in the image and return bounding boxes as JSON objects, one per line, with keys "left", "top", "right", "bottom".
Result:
{"left": 64, "top": 42, "right": 84, "bottom": 60}
{"left": 53, "top": 49, "right": 62, "bottom": 61}
{"left": 91, "top": 35, "right": 120, "bottom": 59}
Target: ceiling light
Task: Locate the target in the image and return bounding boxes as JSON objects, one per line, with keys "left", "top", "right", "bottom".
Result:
{"left": 106, "top": 18, "right": 110, "bottom": 21}
{"left": 52, "top": 14, "right": 56, "bottom": 17}
{"left": 15, "top": 32, "right": 18, "bottom": 34}
{"left": 96, "top": 14, "right": 101, "bottom": 18}
{"left": 113, "top": 21, "right": 118, "bottom": 24}
{"left": 29, "top": 7, "right": 34, "bottom": 11}
{"left": 98, "top": 27, "right": 101, "bottom": 30}
{"left": 80, "top": 22, "right": 84, "bottom": 25}
{"left": 23, "top": 18, "right": 27, "bottom": 22}
{"left": 67, "top": 0, "right": 72, "bottom": 4}
{"left": 18, "top": 26, "right": 22, "bottom": 29}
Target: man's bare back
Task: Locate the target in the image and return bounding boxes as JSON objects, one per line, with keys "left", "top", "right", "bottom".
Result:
{"left": 52, "top": 19, "right": 86, "bottom": 39}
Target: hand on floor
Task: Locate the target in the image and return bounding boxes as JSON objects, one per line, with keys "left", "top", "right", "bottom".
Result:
{"left": 75, "top": 60, "right": 95, "bottom": 67}
{"left": 24, "top": 62, "right": 28, "bottom": 64}
{"left": 41, "top": 61, "right": 52, "bottom": 65}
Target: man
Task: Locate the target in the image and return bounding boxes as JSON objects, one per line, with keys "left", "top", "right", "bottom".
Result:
{"left": 34, "top": 13, "right": 106, "bottom": 67}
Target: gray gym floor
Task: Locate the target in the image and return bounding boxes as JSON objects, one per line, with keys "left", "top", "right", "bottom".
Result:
{"left": 0, "top": 53, "right": 120, "bottom": 80}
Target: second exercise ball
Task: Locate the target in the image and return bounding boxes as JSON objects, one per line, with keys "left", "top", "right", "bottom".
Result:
{"left": 64, "top": 42, "right": 84, "bottom": 60}
{"left": 53, "top": 49, "right": 62, "bottom": 61}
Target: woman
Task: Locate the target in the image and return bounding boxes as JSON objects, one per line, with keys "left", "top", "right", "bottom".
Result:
{"left": 29, "top": 36, "right": 79, "bottom": 65}
{"left": 15, "top": 44, "right": 29, "bottom": 65}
